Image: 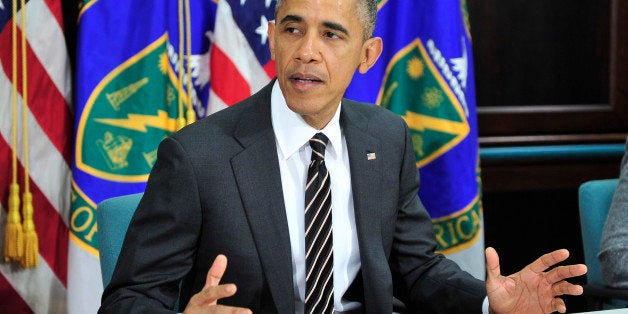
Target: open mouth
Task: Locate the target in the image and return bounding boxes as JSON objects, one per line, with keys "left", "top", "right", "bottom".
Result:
{"left": 293, "top": 78, "right": 320, "bottom": 83}
{"left": 288, "top": 74, "right": 324, "bottom": 92}
{"left": 289, "top": 73, "right": 323, "bottom": 84}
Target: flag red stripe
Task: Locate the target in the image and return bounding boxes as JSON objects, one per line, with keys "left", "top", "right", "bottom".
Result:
{"left": 0, "top": 275, "right": 34, "bottom": 314}
{"left": 43, "top": 0, "right": 66, "bottom": 32}
{"left": 210, "top": 45, "right": 251, "bottom": 105}
{"left": 263, "top": 60, "right": 276, "bottom": 79}
{"left": 0, "top": 136, "right": 69, "bottom": 286}
{"left": 0, "top": 26, "right": 73, "bottom": 165}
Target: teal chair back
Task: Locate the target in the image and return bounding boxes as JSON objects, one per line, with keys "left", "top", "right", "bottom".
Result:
{"left": 97, "top": 192, "right": 182, "bottom": 310}
{"left": 578, "top": 178, "right": 619, "bottom": 286}
{"left": 97, "top": 192, "right": 143, "bottom": 288}
{"left": 578, "top": 178, "right": 628, "bottom": 309}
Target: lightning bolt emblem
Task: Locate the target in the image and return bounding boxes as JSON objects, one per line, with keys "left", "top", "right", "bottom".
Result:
{"left": 95, "top": 110, "right": 178, "bottom": 133}
{"left": 404, "top": 111, "right": 469, "bottom": 135}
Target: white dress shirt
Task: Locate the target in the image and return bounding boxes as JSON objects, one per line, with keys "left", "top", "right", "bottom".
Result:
{"left": 271, "top": 81, "right": 361, "bottom": 312}
{"left": 270, "top": 81, "right": 489, "bottom": 313}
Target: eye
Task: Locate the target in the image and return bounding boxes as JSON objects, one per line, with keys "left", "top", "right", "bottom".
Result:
{"left": 323, "top": 31, "right": 340, "bottom": 39}
{"left": 285, "top": 26, "right": 300, "bottom": 34}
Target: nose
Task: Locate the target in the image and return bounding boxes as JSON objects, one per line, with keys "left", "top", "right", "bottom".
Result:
{"left": 295, "top": 33, "right": 320, "bottom": 63}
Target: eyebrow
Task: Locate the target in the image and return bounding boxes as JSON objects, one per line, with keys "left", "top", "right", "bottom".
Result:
{"left": 322, "top": 21, "right": 349, "bottom": 36}
{"left": 279, "top": 14, "right": 349, "bottom": 36}
{"left": 279, "top": 14, "right": 303, "bottom": 24}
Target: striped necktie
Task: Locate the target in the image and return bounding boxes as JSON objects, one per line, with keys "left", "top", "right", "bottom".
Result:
{"left": 305, "top": 132, "right": 334, "bottom": 313}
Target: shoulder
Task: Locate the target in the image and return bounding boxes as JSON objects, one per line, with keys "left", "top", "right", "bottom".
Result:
{"left": 172, "top": 82, "right": 274, "bottom": 144}
{"left": 341, "top": 99, "right": 409, "bottom": 135}
{"left": 170, "top": 103, "right": 243, "bottom": 145}
{"left": 343, "top": 99, "right": 401, "bottom": 119}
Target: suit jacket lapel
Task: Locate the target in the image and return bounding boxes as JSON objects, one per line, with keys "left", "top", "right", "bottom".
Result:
{"left": 341, "top": 102, "right": 384, "bottom": 238}
{"left": 341, "top": 102, "right": 386, "bottom": 311}
{"left": 230, "top": 86, "right": 294, "bottom": 313}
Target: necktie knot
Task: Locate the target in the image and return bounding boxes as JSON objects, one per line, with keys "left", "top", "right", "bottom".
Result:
{"left": 309, "top": 133, "right": 329, "bottom": 162}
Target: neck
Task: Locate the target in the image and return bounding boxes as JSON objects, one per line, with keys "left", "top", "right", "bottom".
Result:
{"left": 302, "top": 115, "right": 332, "bottom": 130}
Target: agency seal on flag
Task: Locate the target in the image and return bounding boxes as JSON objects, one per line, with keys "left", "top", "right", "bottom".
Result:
{"left": 76, "top": 35, "right": 182, "bottom": 183}
{"left": 377, "top": 38, "right": 469, "bottom": 168}
{"left": 377, "top": 38, "right": 481, "bottom": 254}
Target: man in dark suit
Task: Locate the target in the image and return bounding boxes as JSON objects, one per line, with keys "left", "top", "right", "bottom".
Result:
{"left": 99, "top": 0, "right": 587, "bottom": 313}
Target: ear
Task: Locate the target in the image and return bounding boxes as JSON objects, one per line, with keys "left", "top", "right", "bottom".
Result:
{"left": 358, "top": 37, "right": 383, "bottom": 74}
{"left": 268, "top": 20, "right": 276, "bottom": 60}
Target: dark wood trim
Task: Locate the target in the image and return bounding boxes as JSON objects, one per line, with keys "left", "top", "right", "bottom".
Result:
{"left": 480, "top": 159, "right": 621, "bottom": 192}
{"left": 476, "top": 0, "right": 628, "bottom": 143}
{"left": 613, "top": 0, "right": 628, "bottom": 113}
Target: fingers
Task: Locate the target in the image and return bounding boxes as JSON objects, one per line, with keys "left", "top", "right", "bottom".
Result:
{"left": 209, "top": 305, "right": 252, "bottom": 314}
{"left": 200, "top": 283, "right": 238, "bottom": 303}
{"left": 546, "top": 263, "right": 588, "bottom": 284}
{"left": 185, "top": 254, "right": 252, "bottom": 313}
{"left": 485, "top": 247, "right": 501, "bottom": 281}
{"left": 528, "top": 249, "right": 570, "bottom": 274}
{"left": 206, "top": 254, "right": 229, "bottom": 288}
{"left": 197, "top": 254, "right": 236, "bottom": 306}
{"left": 552, "top": 280, "right": 584, "bottom": 296}
{"left": 186, "top": 283, "right": 238, "bottom": 309}
{"left": 551, "top": 297, "right": 567, "bottom": 314}
{"left": 185, "top": 295, "right": 251, "bottom": 314}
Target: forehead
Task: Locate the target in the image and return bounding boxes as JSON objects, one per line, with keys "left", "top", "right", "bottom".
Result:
{"left": 276, "top": 0, "right": 360, "bottom": 24}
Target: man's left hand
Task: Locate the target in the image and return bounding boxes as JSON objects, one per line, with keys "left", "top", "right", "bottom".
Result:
{"left": 485, "top": 247, "right": 588, "bottom": 314}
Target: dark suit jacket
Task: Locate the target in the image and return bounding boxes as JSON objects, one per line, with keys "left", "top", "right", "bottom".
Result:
{"left": 99, "top": 81, "right": 486, "bottom": 313}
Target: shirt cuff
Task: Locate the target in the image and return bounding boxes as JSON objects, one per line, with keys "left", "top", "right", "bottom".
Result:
{"left": 482, "top": 296, "right": 490, "bottom": 314}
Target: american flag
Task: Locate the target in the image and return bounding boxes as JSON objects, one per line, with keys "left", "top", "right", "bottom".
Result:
{"left": 0, "top": 0, "right": 72, "bottom": 312}
{"left": 209, "top": 0, "right": 276, "bottom": 113}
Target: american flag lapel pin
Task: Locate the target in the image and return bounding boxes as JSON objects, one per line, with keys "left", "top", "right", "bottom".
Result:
{"left": 367, "top": 152, "right": 376, "bottom": 160}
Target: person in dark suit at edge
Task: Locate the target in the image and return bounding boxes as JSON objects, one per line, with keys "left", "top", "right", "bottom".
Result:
{"left": 99, "top": 0, "right": 587, "bottom": 313}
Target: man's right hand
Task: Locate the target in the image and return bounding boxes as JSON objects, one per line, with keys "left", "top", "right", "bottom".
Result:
{"left": 183, "top": 254, "right": 252, "bottom": 314}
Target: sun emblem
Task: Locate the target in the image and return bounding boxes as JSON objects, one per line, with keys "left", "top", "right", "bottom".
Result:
{"left": 406, "top": 57, "right": 425, "bottom": 80}
{"left": 421, "top": 87, "right": 443, "bottom": 109}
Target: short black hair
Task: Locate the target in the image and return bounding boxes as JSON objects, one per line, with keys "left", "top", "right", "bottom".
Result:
{"left": 274, "top": 0, "right": 377, "bottom": 40}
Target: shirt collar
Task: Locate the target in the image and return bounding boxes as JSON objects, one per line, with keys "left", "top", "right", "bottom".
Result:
{"left": 271, "top": 81, "right": 343, "bottom": 160}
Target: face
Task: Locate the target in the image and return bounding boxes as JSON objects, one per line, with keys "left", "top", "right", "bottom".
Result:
{"left": 269, "top": 0, "right": 382, "bottom": 129}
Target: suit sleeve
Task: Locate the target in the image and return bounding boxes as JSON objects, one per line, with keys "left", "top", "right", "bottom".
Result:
{"left": 389, "top": 120, "right": 486, "bottom": 313}
{"left": 99, "top": 136, "right": 202, "bottom": 313}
